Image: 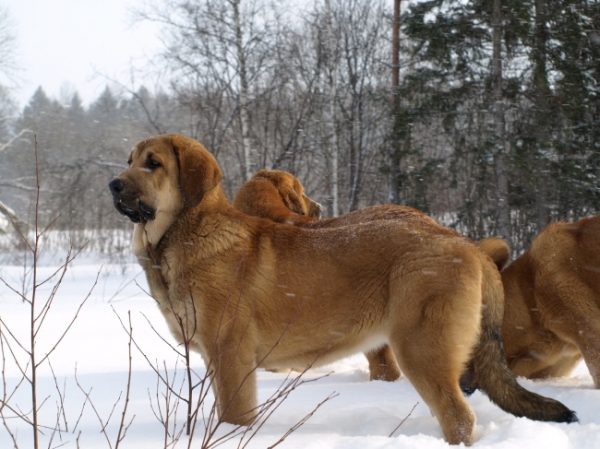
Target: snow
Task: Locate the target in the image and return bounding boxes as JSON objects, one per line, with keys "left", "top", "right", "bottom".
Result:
{"left": 1, "top": 256, "right": 599, "bottom": 449}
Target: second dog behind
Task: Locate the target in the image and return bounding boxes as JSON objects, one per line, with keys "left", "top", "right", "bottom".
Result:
{"left": 233, "top": 169, "right": 322, "bottom": 224}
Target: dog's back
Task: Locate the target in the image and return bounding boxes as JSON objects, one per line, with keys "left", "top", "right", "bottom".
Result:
{"left": 563, "top": 216, "right": 600, "bottom": 300}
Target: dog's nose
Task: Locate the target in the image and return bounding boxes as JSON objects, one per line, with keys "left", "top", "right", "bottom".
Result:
{"left": 109, "top": 178, "right": 125, "bottom": 194}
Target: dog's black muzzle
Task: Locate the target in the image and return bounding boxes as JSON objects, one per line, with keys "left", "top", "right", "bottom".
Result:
{"left": 108, "top": 178, "right": 155, "bottom": 223}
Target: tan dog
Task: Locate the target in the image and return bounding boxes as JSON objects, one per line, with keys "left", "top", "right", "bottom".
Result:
{"left": 109, "top": 134, "right": 575, "bottom": 445}
{"left": 232, "top": 171, "right": 568, "bottom": 396}
{"left": 234, "top": 169, "right": 401, "bottom": 382}
{"left": 233, "top": 169, "right": 322, "bottom": 224}
{"left": 480, "top": 217, "right": 600, "bottom": 386}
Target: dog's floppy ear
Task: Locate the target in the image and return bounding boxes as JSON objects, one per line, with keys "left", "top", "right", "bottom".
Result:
{"left": 169, "top": 134, "right": 223, "bottom": 208}
{"left": 303, "top": 194, "right": 322, "bottom": 219}
{"left": 280, "top": 178, "right": 307, "bottom": 215}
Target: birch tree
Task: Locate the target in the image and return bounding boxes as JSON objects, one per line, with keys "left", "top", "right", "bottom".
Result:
{"left": 323, "top": 0, "right": 389, "bottom": 213}
{"left": 0, "top": 7, "right": 28, "bottom": 154}
{"left": 137, "top": 0, "right": 281, "bottom": 182}
{"left": 325, "top": 0, "right": 340, "bottom": 216}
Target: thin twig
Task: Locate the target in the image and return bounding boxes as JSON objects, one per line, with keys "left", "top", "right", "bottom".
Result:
{"left": 74, "top": 368, "right": 114, "bottom": 449}
{"left": 36, "top": 267, "right": 99, "bottom": 367}
{"left": 389, "top": 402, "right": 419, "bottom": 437}
{"left": 114, "top": 311, "right": 136, "bottom": 448}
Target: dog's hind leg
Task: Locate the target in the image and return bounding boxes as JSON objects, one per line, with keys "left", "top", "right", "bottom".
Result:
{"left": 388, "top": 280, "right": 481, "bottom": 445}
{"left": 390, "top": 326, "right": 477, "bottom": 445}
{"left": 533, "top": 278, "right": 600, "bottom": 387}
{"left": 527, "top": 352, "right": 583, "bottom": 379}
{"left": 573, "top": 344, "right": 600, "bottom": 388}
{"left": 569, "top": 329, "right": 600, "bottom": 387}
{"left": 365, "top": 345, "right": 401, "bottom": 381}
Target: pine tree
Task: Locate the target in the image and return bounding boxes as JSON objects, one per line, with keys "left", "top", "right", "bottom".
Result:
{"left": 399, "top": 0, "right": 600, "bottom": 250}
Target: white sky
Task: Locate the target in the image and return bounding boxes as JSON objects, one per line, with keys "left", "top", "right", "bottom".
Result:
{"left": 5, "top": 0, "right": 162, "bottom": 108}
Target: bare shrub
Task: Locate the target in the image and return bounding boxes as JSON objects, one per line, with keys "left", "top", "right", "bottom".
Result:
{"left": 0, "top": 138, "right": 99, "bottom": 448}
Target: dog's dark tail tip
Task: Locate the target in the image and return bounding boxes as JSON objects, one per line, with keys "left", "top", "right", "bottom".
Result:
{"left": 557, "top": 409, "right": 578, "bottom": 424}
{"left": 532, "top": 405, "right": 578, "bottom": 423}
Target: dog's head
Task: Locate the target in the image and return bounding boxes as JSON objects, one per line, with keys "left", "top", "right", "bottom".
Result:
{"left": 108, "top": 134, "right": 223, "bottom": 224}
{"left": 249, "top": 169, "right": 322, "bottom": 220}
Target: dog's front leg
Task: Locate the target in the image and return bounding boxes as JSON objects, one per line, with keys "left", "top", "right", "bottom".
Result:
{"left": 208, "top": 337, "right": 259, "bottom": 426}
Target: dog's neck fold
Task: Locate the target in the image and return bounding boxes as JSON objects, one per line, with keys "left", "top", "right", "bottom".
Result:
{"left": 133, "top": 183, "right": 233, "bottom": 258}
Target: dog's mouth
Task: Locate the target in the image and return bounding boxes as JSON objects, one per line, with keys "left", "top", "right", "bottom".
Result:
{"left": 114, "top": 200, "right": 156, "bottom": 223}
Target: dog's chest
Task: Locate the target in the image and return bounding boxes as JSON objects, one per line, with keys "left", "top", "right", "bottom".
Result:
{"left": 157, "top": 246, "right": 196, "bottom": 306}
{"left": 160, "top": 248, "right": 178, "bottom": 283}
{"left": 152, "top": 246, "right": 206, "bottom": 349}
{"left": 161, "top": 296, "right": 201, "bottom": 348}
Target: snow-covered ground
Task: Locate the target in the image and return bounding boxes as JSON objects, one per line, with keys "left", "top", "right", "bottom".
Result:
{"left": 1, "top": 255, "right": 599, "bottom": 448}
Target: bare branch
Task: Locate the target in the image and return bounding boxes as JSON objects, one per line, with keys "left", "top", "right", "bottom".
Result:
{"left": 114, "top": 311, "right": 136, "bottom": 448}
{"left": 35, "top": 266, "right": 99, "bottom": 367}
{"left": 0, "top": 129, "right": 34, "bottom": 153}
{"left": 74, "top": 369, "right": 115, "bottom": 449}
{"left": 389, "top": 402, "right": 419, "bottom": 437}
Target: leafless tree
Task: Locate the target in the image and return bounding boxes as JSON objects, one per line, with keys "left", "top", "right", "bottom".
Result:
{"left": 324, "top": 0, "right": 340, "bottom": 216}
{"left": 318, "top": 0, "right": 390, "bottom": 213}
{"left": 0, "top": 140, "right": 99, "bottom": 448}
{"left": 136, "top": 0, "right": 284, "bottom": 182}
{"left": 491, "top": 0, "right": 510, "bottom": 240}
{"left": 0, "top": 7, "right": 19, "bottom": 88}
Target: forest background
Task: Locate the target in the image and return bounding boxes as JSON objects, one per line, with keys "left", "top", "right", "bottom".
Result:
{"left": 0, "top": 0, "right": 599, "bottom": 255}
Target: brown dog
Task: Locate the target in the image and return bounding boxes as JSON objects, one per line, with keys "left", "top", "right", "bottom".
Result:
{"left": 109, "top": 134, "right": 575, "bottom": 445}
{"left": 234, "top": 169, "right": 401, "bottom": 382}
{"left": 232, "top": 171, "right": 573, "bottom": 399}
{"left": 480, "top": 217, "right": 600, "bottom": 386}
{"left": 233, "top": 169, "right": 322, "bottom": 224}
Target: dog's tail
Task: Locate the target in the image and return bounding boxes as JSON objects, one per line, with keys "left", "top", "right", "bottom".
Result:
{"left": 463, "top": 259, "right": 577, "bottom": 423}
{"left": 478, "top": 237, "right": 511, "bottom": 270}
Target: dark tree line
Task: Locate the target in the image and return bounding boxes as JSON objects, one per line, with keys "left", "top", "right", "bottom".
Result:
{"left": 396, "top": 0, "right": 600, "bottom": 251}
{"left": 0, "top": 0, "right": 598, "bottom": 254}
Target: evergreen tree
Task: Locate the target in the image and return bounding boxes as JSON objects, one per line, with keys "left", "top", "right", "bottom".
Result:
{"left": 399, "top": 0, "right": 600, "bottom": 250}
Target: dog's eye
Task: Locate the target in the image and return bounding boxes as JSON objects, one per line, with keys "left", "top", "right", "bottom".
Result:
{"left": 147, "top": 159, "right": 161, "bottom": 169}
{"left": 127, "top": 159, "right": 132, "bottom": 166}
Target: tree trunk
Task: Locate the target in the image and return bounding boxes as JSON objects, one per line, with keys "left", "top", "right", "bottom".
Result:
{"left": 326, "top": 0, "right": 339, "bottom": 217}
{"left": 389, "top": 0, "right": 401, "bottom": 205}
{"left": 233, "top": 0, "right": 253, "bottom": 181}
{"left": 347, "top": 100, "right": 360, "bottom": 212}
{"left": 492, "top": 0, "right": 510, "bottom": 240}
{"left": 534, "top": 0, "right": 550, "bottom": 231}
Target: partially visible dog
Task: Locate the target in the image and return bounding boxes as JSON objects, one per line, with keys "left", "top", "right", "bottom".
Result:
{"left": 233, "top": 169, "right": 322, "bottom": 224}
{"left": 234, "top": 169, "right": 401, "bottom": 382}
{"left": 231, "top": 167, "right": 576, "bottom": 422}
{"left": 479, "top": 217, "right": 600, "bottom": 386}
{"left": 109, "top": 134, "right": 576, "bottom": 445}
